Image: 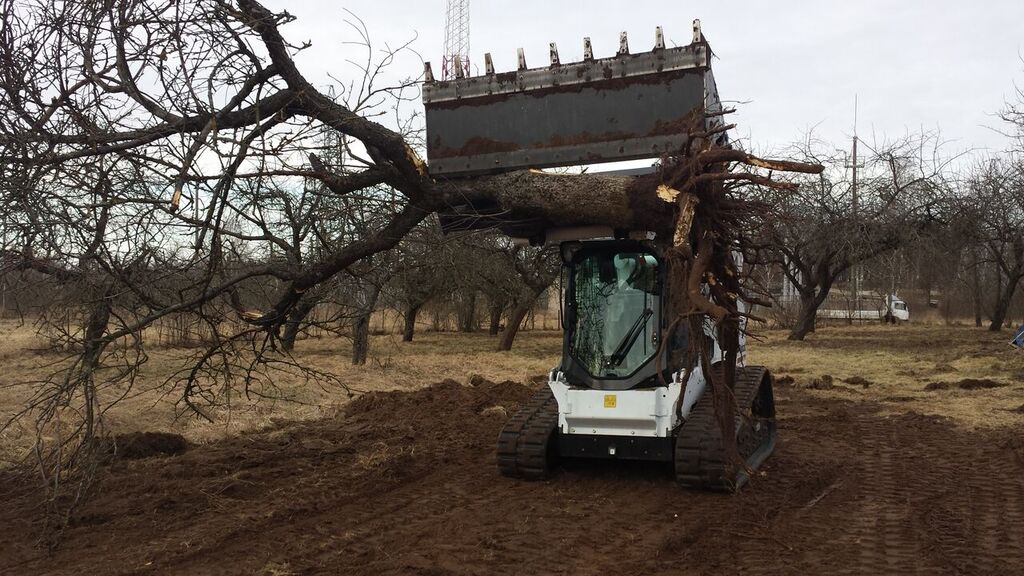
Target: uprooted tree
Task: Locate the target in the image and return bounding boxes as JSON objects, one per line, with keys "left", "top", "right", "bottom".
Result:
{"left": 0, "top": 0, "right": 821, "bottom": 518}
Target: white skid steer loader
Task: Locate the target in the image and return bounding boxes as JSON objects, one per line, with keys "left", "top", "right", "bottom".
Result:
{"left": 421, "top": 21, "right": 777, "bottom": 491}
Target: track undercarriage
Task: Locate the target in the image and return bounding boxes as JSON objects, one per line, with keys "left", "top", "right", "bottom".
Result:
{"left": 496, "top": 366, "right": 777, "bottom": 491}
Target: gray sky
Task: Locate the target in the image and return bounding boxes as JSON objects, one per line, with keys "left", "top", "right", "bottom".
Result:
{"left": 274, "top": 0, "right": 1024, "bottom": 157}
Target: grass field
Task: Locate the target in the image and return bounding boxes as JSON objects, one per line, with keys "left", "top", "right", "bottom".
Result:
{"left": 1, "top": 319, "right": 1022, "bottom": 469}
{"left": 3, "top": 320, "right": 1024, "bottom": 575}
{"left": 750, "top": 323, "right": 1024, "bottom": 428}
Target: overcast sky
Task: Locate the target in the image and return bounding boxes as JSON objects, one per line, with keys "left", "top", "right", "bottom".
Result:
{"left": 272, "top": 0, "right": 1024, "bottom": 158}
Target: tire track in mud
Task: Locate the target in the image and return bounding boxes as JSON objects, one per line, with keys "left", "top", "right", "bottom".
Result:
{"left": 839, "top": 412, "right": 1024, "bottom": 576}
{"left": 959, "top": 441, "right": 1024, "bottom": 575}
{"left": 3, "top": 383, "right": 1024, "bottom": 576}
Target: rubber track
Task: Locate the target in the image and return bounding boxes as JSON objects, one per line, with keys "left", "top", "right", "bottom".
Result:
{"left": 674, "top": 365, "right": 776, "bottom": 491}
{"left": 496, "top": 387, "right": 559, "bottom": 480}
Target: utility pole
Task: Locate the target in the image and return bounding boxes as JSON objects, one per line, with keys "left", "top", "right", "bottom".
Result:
{"left": 847, "top": 96, "right": 864, "bottom": 317}
{"left": 852, "top": 96, "right": 859, "bottom": 313}
{"left": 852, "top": 95, "right": 858, "bottom": 219}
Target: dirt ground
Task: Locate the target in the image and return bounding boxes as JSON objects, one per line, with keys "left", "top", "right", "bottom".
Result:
{"left": 2, "top": 324, "right": 1024, "bottom": 575}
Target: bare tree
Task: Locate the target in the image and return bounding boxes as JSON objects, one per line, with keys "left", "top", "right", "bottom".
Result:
{"left": 0, "top": 0, "right": 440, "bottom": 517}
{"left": 965, "top": 156, "right": 1024, "bottom": 331}
{"left": 495, "top": 245, "right": 559, "bottom": 352}
{"left": 752, "top": 132, "right": 951, "bottom": 340}
{"left": 388, "top": 221, "right": 447, "bottom": 342}
{"left": 0, "top": 0, "right": 819, "bottom": 523}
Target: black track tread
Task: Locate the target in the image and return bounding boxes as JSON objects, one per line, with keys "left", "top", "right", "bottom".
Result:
{"left": 674, "top": 365, "right": 777, "bottom": 491}
{"left": 496, "top": 387, "right": 559, "bottom": 480}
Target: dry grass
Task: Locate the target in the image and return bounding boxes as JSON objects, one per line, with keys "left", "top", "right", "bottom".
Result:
{"left": 1, "top": 318, "right": 1022, "bottom": 469}
{"left": 750, "top": 323, "right": 1024, "bottom": 429}
{"left": 0, "top": 323, "right": 560, "bottom": 465}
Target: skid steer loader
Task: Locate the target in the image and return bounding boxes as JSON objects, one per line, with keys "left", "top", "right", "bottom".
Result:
{"left": 422, "top": 21, "right": 777, "bottom": 491}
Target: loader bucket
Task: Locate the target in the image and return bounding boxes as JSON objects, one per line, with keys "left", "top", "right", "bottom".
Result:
{"left": 422, "top": 22, "right": 724, "bottom": 178}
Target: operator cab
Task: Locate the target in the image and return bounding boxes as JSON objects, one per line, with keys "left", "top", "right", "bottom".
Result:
{"left": 560, "top": 239, "right": 676, "bottom": 391}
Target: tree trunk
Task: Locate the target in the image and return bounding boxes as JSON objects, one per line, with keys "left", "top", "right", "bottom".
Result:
{"left": 452, "top": 171, "right": 654, "bottom": 232}
{"left": 445, "top": 152, "right": 820, "bottom": 236}
{"left": 458, "top": 292, "right": 477, "bottom": 333}
{"left": 281, "top": 298, "right": 317, "bottom": 352}
{"left": 352, "top": 312, "right": 370, "bottom": 364}
{"left": 972, "top": 254, "right": 983, "bottom": 328}
{"left": 351, "top": 284, "right": 382, "bottom": 364}
{"left": 497, "top": 301, "right": 532, "bottom": 351}
{"left": 788, "top": 296, "right": 818, "bottom": 341}
{"left": 989, "top": 274, "right": 1021, "bottom": 331}
{"left": 488, "top": 302, "right": 504, "bottom": 336}
{"left": 402, "top": 303, "right": 421, "bottom": 342}
{"left": 788, "top": 283, "right": 833, "bottom": 341}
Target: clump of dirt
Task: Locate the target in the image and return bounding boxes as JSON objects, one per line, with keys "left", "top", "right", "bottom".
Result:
{"left": 1010, "top": 404, "right": 1024, "bottom": 414}
{"left": 527, "top": 373, "right": 550, "bottom": 386}
{"left": 844, "top": 376, "right": 873, "bottom": 388}
{"left": 808, "top": 375, "right": 834, "bottom": 390}
{"left": 479, "top": 405, "right": 508, "bottom": 417}
{"left": 827, "top": 405, "right": 852, "bottom": 421}
{"left": 957, "top": 378, "right": 1007, "bottom": 390}
{"left": 775, "top": 375, "right": 796, "bottom": 387}
{"left": 1002, "top": 437, "right": 1024, "bottom": 465}
{"left": 882, "top": 396, "right": 917, "bottom": 403}
{"left": 346, "top": 378, "right": 533, "bottom": 424}
{"left": 893, "top": 411, "right": 954, "bottom": 428}
{"left": 924, "top": 378, "right": 1008, "bottom": 391}
{"left": 776, "top": 366, "right": 807, "bottom": 374}
{"left": 933, "top": 363, "right": 957, "bottom": 373}
{"left": 105, "top": 432, "right": 189, "bottom": 459}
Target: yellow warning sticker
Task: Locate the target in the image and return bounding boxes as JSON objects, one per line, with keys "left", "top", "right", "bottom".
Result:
{"left": 604, "top": 394, "right": 617, "bottom": 408}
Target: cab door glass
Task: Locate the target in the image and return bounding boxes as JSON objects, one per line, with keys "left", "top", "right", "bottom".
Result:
{"left": 571, "top": 252, "right": 660, "bottom": 378}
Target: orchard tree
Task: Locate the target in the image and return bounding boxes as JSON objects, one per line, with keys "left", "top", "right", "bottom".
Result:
{"left": 752, "top": 132, "right": 952, "bottom": 340}
{"left": 0, "top": 0, "right": 817, "bottom": 515}
{"left": 966, "top": 156, "right": 1024, "bottom": 331}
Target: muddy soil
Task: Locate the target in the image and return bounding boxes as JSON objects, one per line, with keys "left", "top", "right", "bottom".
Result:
{"left": 2, "top": 378, "right": 1023, "bottom": 576}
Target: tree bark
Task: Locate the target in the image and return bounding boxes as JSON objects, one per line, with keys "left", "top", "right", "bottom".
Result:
{"left": 788, "top": 282, "right": 833, "bottom": 341}
{"left": 352, "top": 312, "right": 370, "bottom": 365}
{"left": 450, "top": 171, "right": 650, "bottom": 231}
{"left": 989, "top": 274, "right": 1021, "bottom": 331}
{"left": 789, "top": 296, "right": 819, "bottom": 341}
{"left": 972, "top": 250, "right": 983, "bottom": 328}
{"left": 488, "top": 301, "right": 504, "bottom": 336}
{"left": 458, "top": 292, "right": 477, "bottom": 333}
{"left": 402, "top": 303, "right": 420, "bottom": 342}
{"left": 281, "top": 298, "right": 317, "bottom": 352}
{"left": 497, "top": 301, "right": 532, "bottom": 351}
{"left": 351, "top": 284, "right": 382, "bottom": 364}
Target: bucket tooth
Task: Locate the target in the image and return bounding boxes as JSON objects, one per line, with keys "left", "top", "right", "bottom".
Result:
{"left": 484, "top": 53, "right": 494, "bottom": 75}
{"left": 549, "top": 42, "right": 560, "bottom": 66}
{"left": 692, "top": 19, "right": 702, "bottom": 43}
{"left": 618, "top": 31, "right": 629, "bottom": 55}
{"left": 423, "top": 61, "right": 434, "bottom": 83}
{"left": 583, "top": 37, "right": 593, "bottom": 61}
{"left": 517, "top": 47, "right": 527, "bottom": 71}
{"left": 654, "top": 26, "right": 665, "bottom": 50}
{"left": 453, "top": 55, "right": 464, "bottom": 78}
